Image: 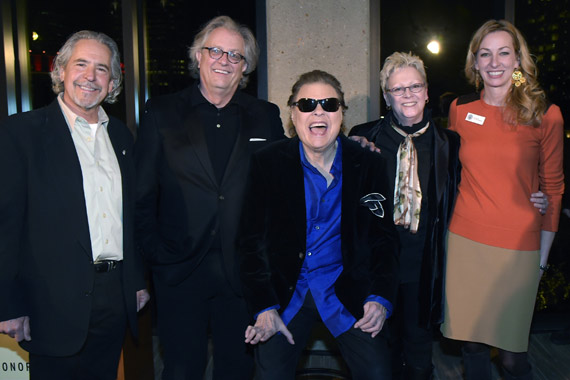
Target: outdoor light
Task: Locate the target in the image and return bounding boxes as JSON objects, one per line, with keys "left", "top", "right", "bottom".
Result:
{"left": 427, "top": 40, "right": 440, "bottom": 54}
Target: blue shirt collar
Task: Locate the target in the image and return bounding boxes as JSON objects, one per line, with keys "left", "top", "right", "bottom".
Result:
{"left": 299, "top": 136, "right": 343, "bottom": 179}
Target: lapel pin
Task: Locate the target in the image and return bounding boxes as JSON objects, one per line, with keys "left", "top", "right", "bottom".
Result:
{"left": 122, "top": 150, "right": 126, "bottom": 155}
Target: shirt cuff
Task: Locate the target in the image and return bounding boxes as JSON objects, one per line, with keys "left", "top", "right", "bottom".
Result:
{"left": 364, "top": 295, "right": 393, "bottom": 319}
{"left": 254, "top": 305, "right": 280, "bottom": 320}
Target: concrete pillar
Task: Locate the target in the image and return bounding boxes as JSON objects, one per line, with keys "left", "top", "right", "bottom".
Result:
{"left": 265, "top": 0, "right": 380, "bottom": 134}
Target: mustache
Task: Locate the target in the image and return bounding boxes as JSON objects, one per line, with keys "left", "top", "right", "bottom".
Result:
{"left": 74, "top": 81, "right": 102, "bottom": 91}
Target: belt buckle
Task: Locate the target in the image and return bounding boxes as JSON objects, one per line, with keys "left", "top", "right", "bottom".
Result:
{"left": 94, "top": 260, "right": 115, "bottom": 272}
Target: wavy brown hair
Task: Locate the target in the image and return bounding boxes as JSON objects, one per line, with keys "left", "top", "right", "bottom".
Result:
{"left": 51, "top": 30, "right": 122, "bottom": 104}
{"left": 465, "top": 19, "right": 547, "bottom": 126}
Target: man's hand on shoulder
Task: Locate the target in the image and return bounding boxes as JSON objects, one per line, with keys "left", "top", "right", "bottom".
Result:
{"left": 0, "top": 316, "right": 31, "bottom": 342}
{"left": 349, "top": 135, "right": 381, "bottom": 153}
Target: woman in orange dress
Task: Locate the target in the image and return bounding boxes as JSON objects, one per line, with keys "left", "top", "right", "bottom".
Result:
{"left": 440, "top": 20, "right": 564, "bottom": 380}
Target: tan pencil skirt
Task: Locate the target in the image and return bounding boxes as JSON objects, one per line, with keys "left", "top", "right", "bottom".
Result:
{"left": 440, "top": 231, "right": 541, "bottom": 352}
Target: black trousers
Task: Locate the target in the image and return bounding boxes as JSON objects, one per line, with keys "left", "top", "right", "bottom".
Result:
{"left": 390, "top": 281, "right": 433, "bottom": 372}
{"left": 254, "top": 291, "right": 391, "bottom": 380}
{"left": 154, "top": 250, "right": 253, "bottom": 380}
{"left": 29, "top": 265, "right": 127, "bottom": 380}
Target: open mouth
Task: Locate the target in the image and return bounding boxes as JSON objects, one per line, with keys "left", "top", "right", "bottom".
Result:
{"left": 309, "top": 122, "right": 328, "bottom": 135}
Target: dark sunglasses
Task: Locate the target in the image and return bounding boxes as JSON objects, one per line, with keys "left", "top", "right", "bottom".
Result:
{"left": 291, "top": 98, "right": 342, "bottom": 113}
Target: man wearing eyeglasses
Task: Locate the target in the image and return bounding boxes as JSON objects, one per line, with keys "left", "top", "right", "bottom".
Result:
{"left": 135, "top": 15, "right": 284, "bottom": 380}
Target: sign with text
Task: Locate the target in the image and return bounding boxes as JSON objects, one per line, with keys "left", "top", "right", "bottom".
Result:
{"left": 0, "top": 336, "right": 29, "bottom": 380}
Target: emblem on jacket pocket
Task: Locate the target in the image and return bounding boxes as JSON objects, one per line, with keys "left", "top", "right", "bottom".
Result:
{"left": 360, "top": 193, "right": 386, "bottom": 218}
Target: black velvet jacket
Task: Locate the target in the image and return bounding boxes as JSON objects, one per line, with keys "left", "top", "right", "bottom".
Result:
{"left": 350, "top": 111, "right": 461, "bottom": 328}
{"left": 238, "top": 135, "right": 399, "bottom": 320}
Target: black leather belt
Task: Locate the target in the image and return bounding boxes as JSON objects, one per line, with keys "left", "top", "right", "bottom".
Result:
{"left": 93, "top": 260, "right": 121, "bottom": 273}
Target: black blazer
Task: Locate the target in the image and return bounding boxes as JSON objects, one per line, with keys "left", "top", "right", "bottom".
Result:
{"left": 0, "top": 100, "right": 144, "bottom": 356}
{"left": 239, "top": 135, "right": 400, "bottom": 320}
{"left": 135, "top": 84, "right": 285, "bottom": 289}
{"left": 350, "top": 113, "right": 461, "bottom": 327}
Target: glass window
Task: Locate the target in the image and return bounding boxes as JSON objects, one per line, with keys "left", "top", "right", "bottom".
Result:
{"left": 27, "top": 0, "right": 126, "bottom": 121}
{"left": 144, "top": 0, "right": 257, "bottom": 99}
{"left": 516, "top": 1, "right": 570, "bottom": 123}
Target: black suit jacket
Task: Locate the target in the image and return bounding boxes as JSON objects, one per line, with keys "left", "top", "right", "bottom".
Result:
{"left": 350, "top": 113, "right": 461, "bottom": 327}
{"left": 135, "top": 84, "right": 284, "bottom": 289}
{"left": 0, "top": 100, "right": 144, "bottom": 356}
{"left": 239, "top": 135, "right": 399, "bottom": 320}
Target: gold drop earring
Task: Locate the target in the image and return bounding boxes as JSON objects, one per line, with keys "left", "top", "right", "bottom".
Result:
{"left": 512, "top": 68, "right": 526, "bottom": 87}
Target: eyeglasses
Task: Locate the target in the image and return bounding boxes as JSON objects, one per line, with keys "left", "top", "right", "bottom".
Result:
{"left": 386, "top": 83, "right": 425, "bottom": 96}
{"left": 202, "top": 47, "right": 246, "bottom": 64}
{"left": 291, "top": 98, "right": 342, "bottom": 112}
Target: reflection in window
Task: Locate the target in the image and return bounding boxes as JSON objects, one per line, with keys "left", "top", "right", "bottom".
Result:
{"left": 144, "top": 0, "right": 257, "bottom": 99}
{"left": 27, "top": 0, "right": 125, "bottom": 121}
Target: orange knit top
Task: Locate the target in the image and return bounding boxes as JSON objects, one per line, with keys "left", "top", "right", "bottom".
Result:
{"left": 448, "top": 94, "right": 564, "bottom": 250}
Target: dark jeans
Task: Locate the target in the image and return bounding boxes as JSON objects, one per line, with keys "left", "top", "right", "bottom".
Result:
{"left": 254, "top": 291, "right": 391, "bottom": 380}
{"left": 154, "top": 250, "right": 253, "bottom": 380}
{"left": 29, "top": 266, "right": 127, "bottom": 380}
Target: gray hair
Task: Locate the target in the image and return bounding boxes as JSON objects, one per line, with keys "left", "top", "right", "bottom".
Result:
{"left": 188, "top": 15, "right": 259, "bottom": 88}
{"left": 379, "top": 51, "right": 427, "bottom": 92}
{"left": 50, "top": 30, "right": 123, "bottom": 104}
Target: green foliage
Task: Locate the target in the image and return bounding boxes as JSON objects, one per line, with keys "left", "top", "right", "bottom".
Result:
{"left": 536, "top": 264, "right": 570, "bottom": 311}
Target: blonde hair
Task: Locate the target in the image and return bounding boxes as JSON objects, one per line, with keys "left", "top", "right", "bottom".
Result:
{"left": 465, "top": 19, "right": 547, "bottom": 126}
{"left": 379, "top": 51, "right": 427, "bottom": 92}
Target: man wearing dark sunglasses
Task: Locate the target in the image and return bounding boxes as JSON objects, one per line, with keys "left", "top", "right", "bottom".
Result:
{"left": 291, "top": 97, "right": 342, "bottom": 113}
{"left": 135, "top": 15, "right": 285, "bottom": 380}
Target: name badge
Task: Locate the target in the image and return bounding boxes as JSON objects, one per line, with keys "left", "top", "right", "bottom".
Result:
{"left": 466, "top": 112, "right": 485, "bottom": 125}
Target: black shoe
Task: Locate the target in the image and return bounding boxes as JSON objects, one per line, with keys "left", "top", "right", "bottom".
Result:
{"left": 401, "top": 364, "right": 433, "bottom": 380}
{"left": 502, "top": 366, "right": 533, "bottom": 380}
{"left": 462, "top": 346, "right": 491, "bottom": 380}
{"left": 550, "top": 330, "right": 570, "bottom": 345}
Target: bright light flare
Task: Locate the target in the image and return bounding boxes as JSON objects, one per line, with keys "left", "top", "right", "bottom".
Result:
{"left": 427, "top": 40, "right": 440, "bottom": 54}
{"left": 32, "top": 31, "right": 39, "bottom": 41}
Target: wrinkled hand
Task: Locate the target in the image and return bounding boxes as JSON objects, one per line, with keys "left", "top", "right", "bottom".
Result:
{"left": 354, "top": 302, "right": 387, "bottom": 338}
{"left": 530, "top": 191, "right": 548, "bottom": 215}
{"left": 136, "top": 289, "right": 151, "bottom": 312}
{"left": 0, "top": 316, "right": 31, "bottom": 342}
{"left": 244, "top": 309, "right": 294, "bottom": 345}
{"left": 349, "top": 136, "right": 381, "bottom": 153}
